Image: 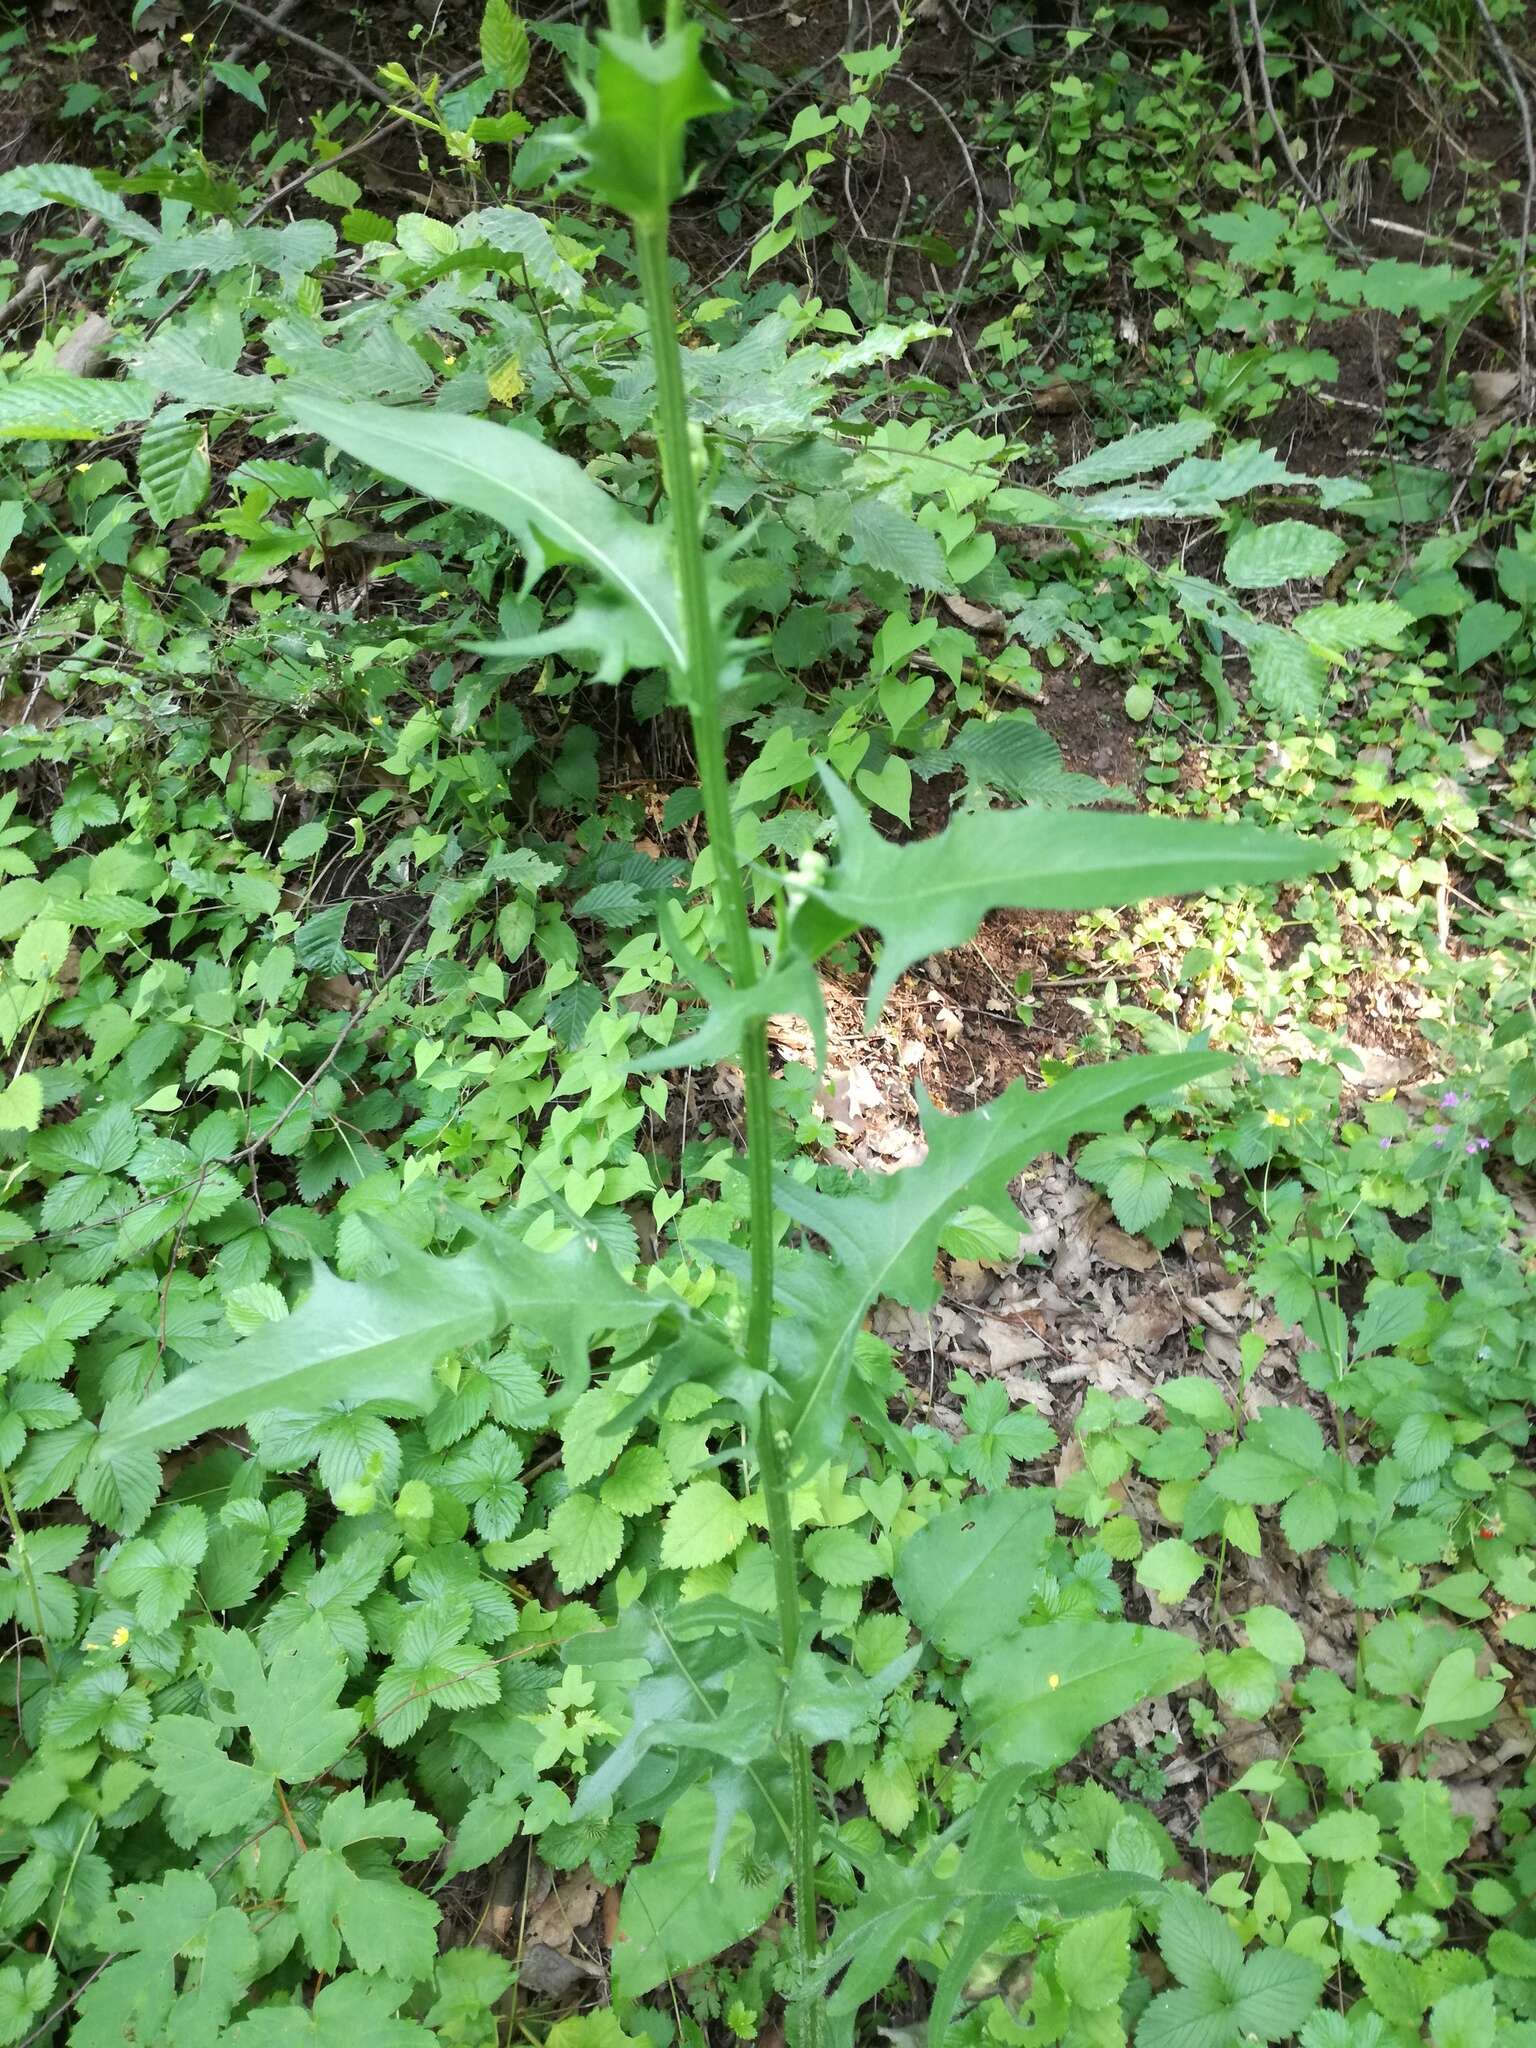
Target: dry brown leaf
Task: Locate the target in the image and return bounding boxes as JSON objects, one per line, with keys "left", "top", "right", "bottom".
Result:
{"left": 526, "top": 1870, "right": 599, "bottom": 1950}
{"left": 1112, "top": 1291, "right": 1184, "bottom": 1352}
{"left": 975, "top": 1314, "right": 1049, "bottom": 1369}
{"left": 1053, "top": 1433, "right": 1085, "bottom": 1490}
{"left": 1095, "top": 1224, "right": 1160, "bottom": 1273}
{"left": 1470, "top": 369, "right": 1519, "bottom": 413}
{"left": 941, "top": 593, "right": 1005, "bottom": 633}
{"left": 310, "top": 973, "right": 359, "bottom": 1012}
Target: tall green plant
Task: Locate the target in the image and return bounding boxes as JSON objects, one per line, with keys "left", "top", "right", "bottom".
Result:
{"left": 102, "top": 6, "right": 1329, "bottom": 2036}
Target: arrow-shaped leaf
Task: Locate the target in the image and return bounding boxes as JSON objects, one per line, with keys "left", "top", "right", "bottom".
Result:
{"left": 771, "top": 1052, "right": 1222, "bottom": 1472}
{"left": 284, "top": 393, "right": 684, "bottom": 678}
{"left": 796, "top": 769, "right": 1326, "bottom": 1023}
{"left": 100, "top": 1226, "right": 669, "bottom": 1458}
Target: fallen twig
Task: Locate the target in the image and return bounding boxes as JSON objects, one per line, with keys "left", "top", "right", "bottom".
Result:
{"left": 1245, "top": 0, "right": 1361, "bottom": 256}
{"left": 213, "top": 0, "right": 395, "bottom": 107}
{"left": 1474, "top": 0, "right": 1536, "bottom": 404}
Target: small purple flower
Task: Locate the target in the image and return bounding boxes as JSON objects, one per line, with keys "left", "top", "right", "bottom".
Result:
{"left": 1379, "top": 1136, "right": 1394, "bottom": 1150}
{"left": 1432, "top": 1124, "right": 1448, "bottom": 1144}
{"left": 1466, "top": 1135, "right": 1490, "bottom": 1154}
{"left": 1440, "top": 1090, "right": 1461, "bottom": 1109}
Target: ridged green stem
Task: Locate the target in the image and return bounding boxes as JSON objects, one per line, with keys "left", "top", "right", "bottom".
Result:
{"left": 634, "top": 221, "right": 822, "bottom": 2037}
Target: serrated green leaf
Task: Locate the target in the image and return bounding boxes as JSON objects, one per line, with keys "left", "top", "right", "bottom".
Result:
{"left": 1057, "top": 416, "right": 1215, "bottom": 489}
{"left": 479, "top": 0, "right": 530, "bottom": 92}
{"left": 1137, "top": 1538, "right": 1205, "bottom": 1603}
{"left": 0, "top": 374, "right": 157, "bottom": 441}
{"left": 1246, "top": 626, "right": 1328, "bottom": 718}
{"left": 659, "top": 1480, "right": 748, "bottom": 1569}
{"left": 1225, "top": 520, "right": 1346, "bottom": 589}
{"left": 547, "top": 1491, "right": 625, "bottom": 1592}
{"left": 137, "top": 411, "right": 210, "bottom": 525}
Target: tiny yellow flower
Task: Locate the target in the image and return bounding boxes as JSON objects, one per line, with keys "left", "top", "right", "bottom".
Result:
{"left": 111, "top": 1626, "right": 131, "bottom": 1648}
{"left": 440, "top": 353, "right": 457, "bottom": 368}
{"left": 82, "top": 1641, "right": 101, "bottom": 1653}
{"left": 368, "top": 714, "right": 383, "bottom": 726}
{"left": 180, "top": 30, "right": 195, "bottom": 42}
{"left": 1264, "top": 1110, "right": 1290, "bottom": 1128}
{"left": 128, "top": 67, "right": 139, "bottom": 81}
{"left": 432, "top": 589, "right": 449, "bottom": 601}
{"left": 1047, "top": 1673, "right": 1060, "bottom": 1690}
{"left": 75, "top": 461, "right": 91, "bottom": 473}
{"left": 30, "top": 563, "right": 44, "bottom": 576}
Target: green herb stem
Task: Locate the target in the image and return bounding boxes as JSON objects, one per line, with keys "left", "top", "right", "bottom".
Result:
{"left": 634, "top": 220, "right": 822, "bottom": 2028}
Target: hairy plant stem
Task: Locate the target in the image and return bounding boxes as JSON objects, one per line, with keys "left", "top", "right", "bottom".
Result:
{"left": 634, "top": 221, "right": 822, "bottom": 2032}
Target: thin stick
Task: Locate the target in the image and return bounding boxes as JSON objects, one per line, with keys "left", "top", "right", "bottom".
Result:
{"left": 212, "top": 0, "right": 395, "bottom": 106}
{"left": 1245, "top": 0, "right": 1360, "bottom": 255}
{"left": 1474, "top": 0, "right": 1536, "bottom": 402}
{"left": 1225, "top": 0, "right": 1263, "bottom": 172}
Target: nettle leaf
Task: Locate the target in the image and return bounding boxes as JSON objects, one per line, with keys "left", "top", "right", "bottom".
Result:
{"left": 1224, "top": 520, "right": 1347, "bottom": 590}
{"left": 794, "top": 769, "right": 1322, "bottom": 1023}
{"left": 963, "top": 1619, "right": 1202, "bottom": 1772}
{"left": 285, "top": 394, "right": 685, "bottom": 680}
{"left": 769, "top": 1053, "right": 1222, "bottom": 1471}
